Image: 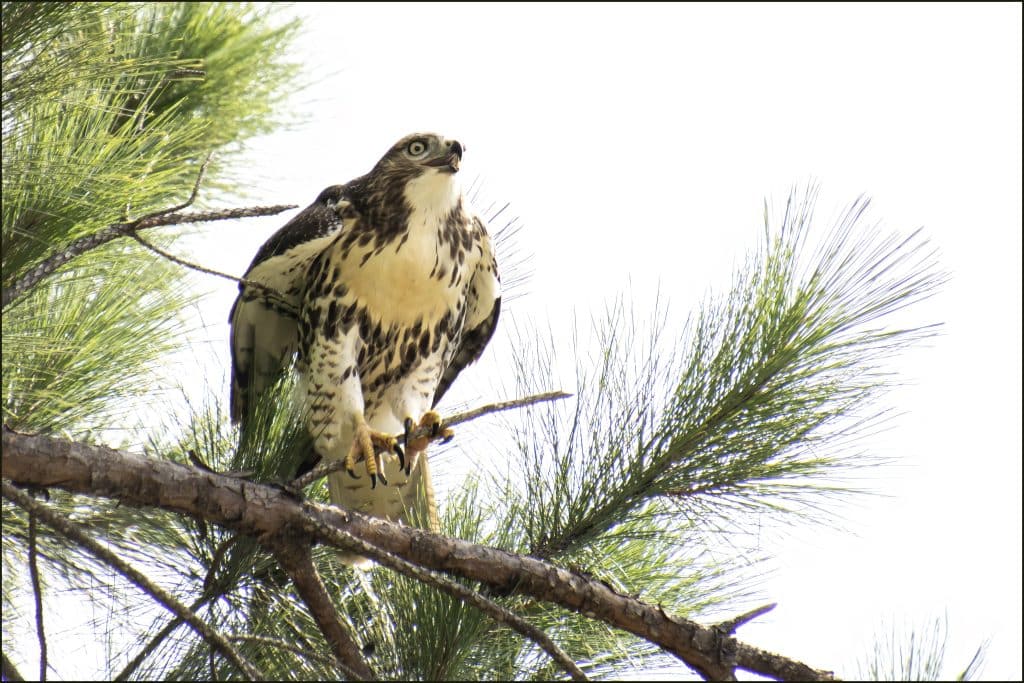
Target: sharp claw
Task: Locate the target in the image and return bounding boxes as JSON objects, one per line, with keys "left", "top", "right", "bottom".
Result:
{"left": 346, "top": 466, "right": 359, "bottom": 479}
{"left": 440, "top": 433, "right": 454, "bottom": 445}
{"left": 403, "top": 417, "right": 415, "bottom": 445}
{"left": 394, "top": 442, "right": 406, "bottom": 472}
{"left": 370, "top": 473, "right": 377, "bottom": 489}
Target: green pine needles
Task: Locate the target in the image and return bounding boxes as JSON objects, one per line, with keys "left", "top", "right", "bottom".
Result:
{"left": 2, "top": 3, "right": 953, "bottom": 680}
{"left": 2, "top": 2, "right": 300, "bottom": 434}
{"left": 857, "top": 614, "right": 988, "bottom": 681}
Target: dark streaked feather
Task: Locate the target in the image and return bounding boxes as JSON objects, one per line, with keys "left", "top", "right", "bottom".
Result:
{"left": 245, "top": 185, "right": 349, "bottom": 270}
{"left": 228, "top": 186, "right": 350, "bottom": 425}
{"left": 433, "top": 296, "right": 501, "bottom": 407}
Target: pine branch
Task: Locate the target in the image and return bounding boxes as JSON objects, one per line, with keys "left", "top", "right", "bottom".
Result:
{"left": 264, "top": 538, "right": 374, "bottom": 680}
{"left": 3, "top": 154, "right": 210, "bottom": 309}
{"left": 500, "top": 191, "right": 946, "bottom": 570}
{"left": 114, "top": 535, "right": 243, "bottom": 680}
{"left": 2, "top": 428, "right": 835, "bottom": 681}
{"left": 1, "top": 480, "right": 265, "bottom": 682}
{"left": 317, "top": 521, "right": 588, "bottom": 681}
{"left": 28, "top": 513, "right": 47, "bottom": 682}
{"left": 2, "top": 184, "right": 297, "bottom": 311}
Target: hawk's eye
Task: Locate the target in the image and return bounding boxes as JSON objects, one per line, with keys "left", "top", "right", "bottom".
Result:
{"left": 406, "top": 140, "right": 429, "bottom": 158}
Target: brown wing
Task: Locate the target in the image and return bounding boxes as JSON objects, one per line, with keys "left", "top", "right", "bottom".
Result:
{"left": 433, "top": 297, "right": 500, "bottom": 407}
{"left": 229, "top": 185, "right": 349, "bottom": 425}
{"left": 433, "top": 221, "right": 501, "bottom": 406}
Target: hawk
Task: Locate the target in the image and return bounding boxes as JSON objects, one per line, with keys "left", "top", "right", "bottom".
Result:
{"left": 228, "top": 133, "right": 500, "bottom": 560}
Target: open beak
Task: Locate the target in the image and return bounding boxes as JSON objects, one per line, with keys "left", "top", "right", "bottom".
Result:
{"left": 425, "top": 140, "right": 463, "bottom": 173}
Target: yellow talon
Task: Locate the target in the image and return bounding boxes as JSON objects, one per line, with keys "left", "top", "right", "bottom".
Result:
{"left": 421, "top": 410, "right": 454, "bottom": 443}
{"left": 344, "top": 416, "right": 400, "bottom": 488}
{"left": 402, "top": 411, "right": 454, "bottom": 474}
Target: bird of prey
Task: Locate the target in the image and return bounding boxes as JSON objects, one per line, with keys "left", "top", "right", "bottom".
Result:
{"left": 228, "top": 133, "right": 500, "bottom": 561}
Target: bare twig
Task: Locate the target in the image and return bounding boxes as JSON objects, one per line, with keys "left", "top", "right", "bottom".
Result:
{"left": 441, "top": 391, "right": 572, "bottom": 430}
{"left": 1, "top": 482, "right": 264, "bottom": 682}
{"left": 132, "top": 232, "right": 294, "bottom": 311}
{"left": 717, "top": 603, "right": 777, "bottom": 635}
{"left": 291, "top": 391, "right": 572, "bottom": 490}
{"left": 288, "top": 460, "right": 349, "bottom": 491}
{"left": 266, "top": 539, "right": 374, "bottom": 680}
{"left": 318, "top": 523, "right": 588, "bottom": 681}
{"left": 28, "top": 513, "right": 47, "bottom": 682}
{"left": 2, "top": 149, "right": 296, "bottom": 310}
{"left": 2, "top": 203, "right": 295, "bottom": 310}
{"left": 133, "top": 205, "right": 298, "bottom": 228}
{"left": 131, "top": 153, "right": 212, "bottom": 225}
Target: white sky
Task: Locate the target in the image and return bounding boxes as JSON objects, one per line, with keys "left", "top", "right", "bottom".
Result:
{"left": 3, "top": 2, "right": 997, "bottom": 680}
{"left": 165, "top": 2, "right": 1024, "bottom": 679}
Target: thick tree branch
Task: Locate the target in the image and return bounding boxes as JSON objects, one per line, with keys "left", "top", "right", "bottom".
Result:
{"left": 264, "top": 538, "right": 374, "bottom": 680}
{"left": 1, "top": 429, "right": 835, "bottom": 682}
{"left": 317, "top": 511, "right": 738, "bottom": 680}
{"left": 1, "top": 480, "right": 264, "bottom": 682}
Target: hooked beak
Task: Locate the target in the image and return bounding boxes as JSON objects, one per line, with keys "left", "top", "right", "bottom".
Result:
{"left": 425, "top": 140, "right": 463, "bottom": 173}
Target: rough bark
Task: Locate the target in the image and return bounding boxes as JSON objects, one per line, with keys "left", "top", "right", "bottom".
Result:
{"left": 2, "top": 428, "right": 835, "bottom": 681}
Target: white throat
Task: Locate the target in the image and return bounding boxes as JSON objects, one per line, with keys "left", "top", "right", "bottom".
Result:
{"left": 403, "top": 170, "right": 461, "bottom": 224}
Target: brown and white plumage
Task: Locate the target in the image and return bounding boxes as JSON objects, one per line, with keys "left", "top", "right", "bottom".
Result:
{"left": 229, "top": 133, "right": 500, "bottom": 562}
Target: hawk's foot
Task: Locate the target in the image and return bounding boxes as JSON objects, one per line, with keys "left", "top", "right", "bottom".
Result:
{"left": 401, "top": 411, "right": 454, "bottom": 475}
{"left": 344, "top": 417, "right": 403, "bottom": 489}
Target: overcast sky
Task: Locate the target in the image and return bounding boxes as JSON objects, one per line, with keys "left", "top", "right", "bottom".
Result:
{"left": 172, "top": 3, "right": 1024, "bottom": 678}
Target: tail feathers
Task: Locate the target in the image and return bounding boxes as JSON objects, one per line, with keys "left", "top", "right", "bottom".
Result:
{"left": 328, "top": 452, "right": 437, "bottom": 568}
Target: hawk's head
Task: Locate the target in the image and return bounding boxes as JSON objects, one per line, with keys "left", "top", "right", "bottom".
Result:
{"left": 359, "top": 132, "right": 466, "bottom": 217}
{"left": 373, "top": 132, "right": 464, "bottom": 176}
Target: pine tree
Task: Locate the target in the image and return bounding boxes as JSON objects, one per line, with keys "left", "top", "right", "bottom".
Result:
{"left": 1, "top": 3, "right": 979, "bottom": 681}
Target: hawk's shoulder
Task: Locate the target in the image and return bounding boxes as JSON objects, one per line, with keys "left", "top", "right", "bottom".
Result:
{"left": 245, "top": 184, "right": 353, "bottom": 273}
